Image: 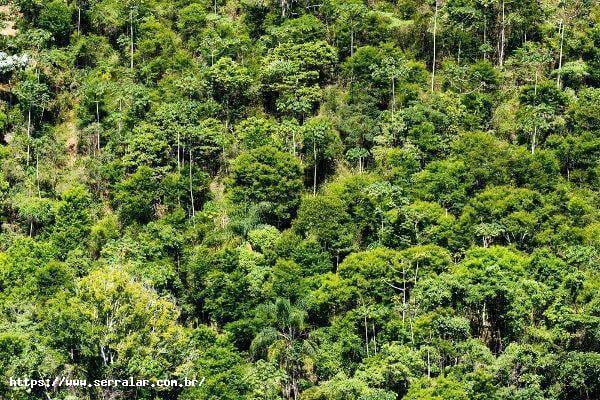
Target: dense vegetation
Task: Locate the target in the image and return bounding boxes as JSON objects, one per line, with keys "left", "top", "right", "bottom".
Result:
{"left": 1, "top": 0, "right": 599, "bottom": 399}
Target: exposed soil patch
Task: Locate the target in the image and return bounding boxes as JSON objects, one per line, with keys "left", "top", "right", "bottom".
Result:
{"left": 0, "top": 5, "right": 17, "bottom": 37}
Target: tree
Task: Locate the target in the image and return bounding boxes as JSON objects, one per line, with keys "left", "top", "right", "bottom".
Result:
{"left": 51, "top": 186, "right": 92, "bottom": 258}
{"left": 37, "top": 0, "right": 73, "bottom": 44}
{"left": 460, "top": 185, "right": 542, "bottom": 249}
{"left": 68, "top": 268, "right": 189, "bottom": 384}
{"left": 261, "top": 41, "right": 337, "bottom": 119}
{"left": 235, "top": 116, "right": 280, "bottom": 151}
{"left": 12, "top": 70, "right": 50, "bottom": 167}
{"left": 207, "top": 57, "right": 255, "bottom": 125}
{"left": 251, "top": 299, "right": 312, "bottom": 400}
{"left": 114, "top": 166, "right": 162, "bottom": 225}
{"left": 300, "top": 117, "right": 342, "bottom": 195}
{"left": 404, "top": 376, "right": 468, "bottom": 400}
{"left": 517, "top": 82, "right": 568, "bottom": 154}
{"left": 227, "top": 146, "right": 303, "bottom": 225}
{"left": 294, "top": 194, "right": 356, "bottom": 263}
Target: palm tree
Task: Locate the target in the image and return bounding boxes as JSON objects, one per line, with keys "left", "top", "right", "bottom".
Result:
{"left": 251, "top": 299, "right": 314, "bottom": 400}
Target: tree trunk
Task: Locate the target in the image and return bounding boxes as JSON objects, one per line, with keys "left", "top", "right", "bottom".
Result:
{"left": 189, "top": 150, "right": 195, "bottom": 217}
{"left": 96, "top": 101, "right": 100, "bottom": 152}
{"left": 130, "top": 10, "right": 134, "bottom": 70}
{"left": 402, "top": 265, "right": 407, "bottom": 323}
{"left": 427, "top": 347, "right": 431, "bottom": 378}
{"left": 312, "top": 137, "right": 317, "bottom": 196}
{"left": 36, "top": 153, "right": 40, "bottom": 196}
{"left": 26, "top": 107, "right": 31, "bottom": 166}
{"left": 391, "top": 76, "right": 396, "bottom": 141}
{"left": 118, "top": 99, "right": 122, "bottom": 136}
{"left": 499, "top": 0, "right": 506, "bottom": 66}
{"left": 177, "top": 131, "right": 180, "bottom": 172}
{"left": 372, "top": 322, "right": 377, "bottom": 354}
{"left": 431, "top": 1, "right": 438, "bottom": 91}
{"left": 557, "top": 19, "right": 565, "bottom": 88}
{"left": 483, "top": 16, "right": 487, "bottom": 60}
{"left": 364, "top": 312, "right": 369, "bottom": 356}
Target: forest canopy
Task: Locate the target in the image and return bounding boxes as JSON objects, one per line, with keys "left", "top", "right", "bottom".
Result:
{"left": 0, "top": 0, "right": 599, "bottom": 399}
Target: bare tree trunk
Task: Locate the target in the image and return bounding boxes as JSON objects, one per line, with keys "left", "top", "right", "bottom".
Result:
{"left": 312, "top": 137, "right": 317, "bottom": 196}
{"left": 118, "top": 99, "right": 122, "bottom": 136}
{"left": 431, "top": 1, "right": 438, "bottom": 91}
{"left": 95, "top": 100, "right": 100, "bottom": 152}
{"left": 372, "top": 322, "right": 377, "bottom": 354}
{"left": 364, "top": 311, "right": 369, "bottom": 357}
{"left": 414, "top": 260, "right": 419, "bottom": 285}
{"left": 427, "top": 347, "right": 431, "bottom": 378}
{"left": 177, "top": 131, "right": 180, "bottom": 172}
{"left": 130, "top": 10, "right": 134, "bottom": 70}
{"left": 499, "top": 0, "right": 506, "bottom": 67}
{"left": 391, "top": 76, "right": 396, "bottom": 140}
{"left": 402, "top": 265, "right": 407, "bottom": 323}
{"left": 36, "top": 153, "right": 40, "bottom": 196}
{"left": 483, "top": 16, "right": 487, "bottom": 60}
{"left": 189, "top": 150, "right": 195, "bottom": 217}
{"left": 557, "top": 19, "right": 565, "bottom": 88}
{"left": 26, "top": 107, "right": 31, "bottom": 166}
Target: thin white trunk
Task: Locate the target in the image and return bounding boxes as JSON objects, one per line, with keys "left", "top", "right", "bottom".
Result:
{"left": 26, "top": 107, "right": 31, "bottom": 166}
{"left": 483, "top": 17, "right": 487, "bottom": 60}
{"left": 557, "top": 19, "right": 565, "bottom": 88}
{"left": 130, "top": 10, "right": 134, "bottom": 70}
{"left": 391, "top": 76, "right": 396, "bottom": 140}
{"left": 189, "top": 150, "right": 195, "bottom": 217}
{"left": 177, "top": 131, "right": 180, "bottom": 172}
{"left": 312, "top": 137, "right": 317, "bottom": 196}
{"left": 431, "top": 1, "right": 438, "bottom": 91}
{"left": 118, "top": 99, "right": 122, "bottom": 136}
{"left": 364, "top": 312, "right": 369, "bottom": 357}
{"left": 372, "top": 322, "right": 377, "bottom": 354}
{"left": 499, "top": 0, "right": 505, "bottom": 66}
{"left": 96, "top": 101, "right": 100, "bottom": 151}
{"left": 402, "top": 265, "right": 406, "bottom": 323}
{"left": 36, "top": 153, "right": 40, "bottom": 196}
{"left": 427, "top": 348, "right": 431, "bottom": 378}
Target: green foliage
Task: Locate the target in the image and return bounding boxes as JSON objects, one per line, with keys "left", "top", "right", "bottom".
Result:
{"left": 2, "top": 0, "right": 599, "bottom": 399}
{"left": 227, "top": 146, "right": 303, "bottom": 225}
{"left": 404, "top": 376, "right": 468, "bottom": 400}
{"left": 51, "top": 186, "right": 92, "bottom": 258}
{"left": 295, "top": 194, "right": 356, "bottom": 258}
{"left": 37, "top": 0, "right": 73, "bottom": 44}
{"left": 114, "top": 166, "right": 161, "bottom": 224}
